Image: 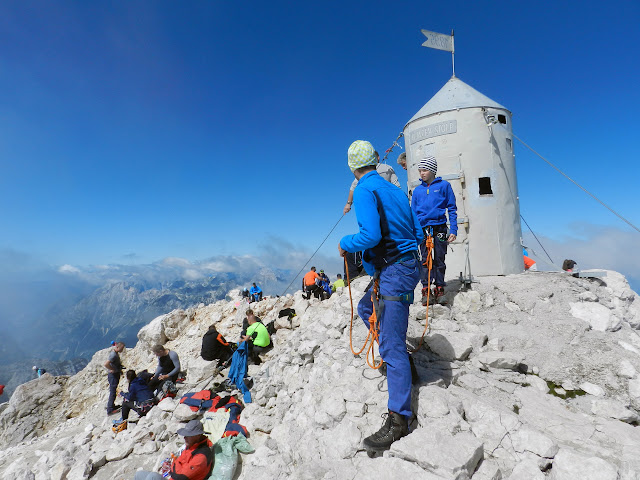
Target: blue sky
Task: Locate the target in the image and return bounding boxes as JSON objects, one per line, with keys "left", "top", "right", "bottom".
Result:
{"left": 1, "top": 1, "right": 638, "bottom": 288}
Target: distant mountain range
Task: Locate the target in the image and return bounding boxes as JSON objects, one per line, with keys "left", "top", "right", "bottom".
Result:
{"left": 0, "top": 257, "right": 294, "bottom": 399}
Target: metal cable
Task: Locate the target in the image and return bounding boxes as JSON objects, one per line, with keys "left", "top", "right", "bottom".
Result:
{"left": 279, "top": 214, "right": 345, "bottom": 296}
{"left": 520, "top": 214, "right": 555, "bottom": 264}
{"left": 512, "top": 132, "right": 639, "bottom": 234}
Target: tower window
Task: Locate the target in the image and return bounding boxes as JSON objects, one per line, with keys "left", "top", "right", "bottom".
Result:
{"left": 479, "top": 177, "right": 493, "bottom": 195}
{"left": 498, "top": 114, "right": 507, "bottom": 124}
{"left": 506, "top": 138, "right": 512, "bottom": 152}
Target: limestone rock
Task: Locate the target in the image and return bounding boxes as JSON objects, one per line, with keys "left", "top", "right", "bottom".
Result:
{"left": 477, "top": 351, "right": 524, "bottom": 370}
{"left": 591, "top": 399, "right": 640, "bottom": 424}
{"left": 549, "top": 448, "right": 618, "bottom": 480}
{"left": 619, "top": 360, "right": 637, "bottom": 379}
{"left": 425, "top": 332, "right": 486, "bottom": 361}
{"left": 569, "top": 302, "right": 622, "bottom": 332}
{"left": 511, "top": 426, "right": 559, "bottom": 458}
{"left": 105, "top": 439, "right": 135, "bottom": 462}
{"left": 173, "top": 403, "right": 198, "bottom": 422}
{"left": 579, "top": 382, "right": 604, "bottom": 396}
{"left": 389, "top": 427, "right": 484, "bottom": 479}
{"left": 507, "top": 458, "right": 544, "bottom": 480}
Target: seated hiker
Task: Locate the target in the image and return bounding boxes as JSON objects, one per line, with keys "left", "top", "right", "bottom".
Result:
{"left": 113, "top": 370, "right": 155, "bottom": 428}
{"left": 133, "top": 419, "right": 213, "bottom": 480}
{"left": 201, "top": 324, "right": 234, "bottom": 366}
{"left": 148, "top": 344, "right": 181, "bottom": 392}
{"left": 240, "top": 312, "right": 271, "bottom": 365}
{"left": 319, "top": 276, "right": 332, "bottom": 300}
{"left": 332, "top": 274, "right": 345, "bottom": 292}
{"left": 302, "top": 267, "right": 323, "bottom": 299}
{"left": 249, "top": 282, "right": 263, "bottom": 302}
{"left": 241, "top": 309, "right": 262, "bottom": 336}
{"left": 318, "top": 269, "right": 330, "bottom": 284}
{"left": 241, "top": 287, "right": 250, "bottom": 299}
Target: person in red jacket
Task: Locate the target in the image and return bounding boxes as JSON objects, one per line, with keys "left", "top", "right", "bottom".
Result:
{"left": 133, "top": 419, "right": 213, "bottom": 480}
{"left": 0, "top": 385, "right": 5, "bottom": 396}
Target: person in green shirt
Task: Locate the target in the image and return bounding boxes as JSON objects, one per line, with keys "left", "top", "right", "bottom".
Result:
{"left": 331, "top": 274, "right": 345, "bottom": 292}
{"left": 240, "top": 313, "right": 271, "bottom": 364}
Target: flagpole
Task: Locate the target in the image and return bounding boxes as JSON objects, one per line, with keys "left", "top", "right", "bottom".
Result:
{"left": 451, "top": 29, "right": 455, "bottom": 77}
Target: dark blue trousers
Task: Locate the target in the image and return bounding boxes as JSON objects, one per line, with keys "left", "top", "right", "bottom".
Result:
{"left": 107, "top": 372, "right": 120, "bottom": 411}
{"left": 357, "top": 258, "right": 420, "bottom": 417}
{"left": 419, "top": 224, "right": 448, "bottom": 288}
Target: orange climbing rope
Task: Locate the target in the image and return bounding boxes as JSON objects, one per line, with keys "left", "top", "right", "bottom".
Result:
{"left": 410, "top": 233, "right": 433, "bottom": 353}
{"left": 344, "top": 256, "right": 383, "bottom": 369}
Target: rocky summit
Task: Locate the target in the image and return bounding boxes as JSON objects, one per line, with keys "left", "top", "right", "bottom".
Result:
{"left": 1, "top": 269, "right": 640, "bottom": 480}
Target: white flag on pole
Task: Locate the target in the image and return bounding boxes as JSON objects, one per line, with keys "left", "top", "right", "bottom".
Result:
{"left": 421, "top": 29, "right": 453, "bottom": 52}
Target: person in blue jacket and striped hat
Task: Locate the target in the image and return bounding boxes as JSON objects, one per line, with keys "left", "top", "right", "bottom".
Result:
{"left": 338, "top": 140, "right": 423, "bottom": 452}
{"left": 410, "top": 156, "right": 457, "bottom": 305}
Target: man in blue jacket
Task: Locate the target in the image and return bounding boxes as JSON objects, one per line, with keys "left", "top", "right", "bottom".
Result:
{"left": 249, "top": 283, "right": 263, "bottom": 302}
{"left": 411, "top": 156, "right": 457, "bottom": 304}
{"left": 338, "top": 140, "right": 422, "bottom": 452}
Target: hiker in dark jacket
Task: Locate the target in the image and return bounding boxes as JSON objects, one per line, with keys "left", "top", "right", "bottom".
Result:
{"left": 114, "top": 370, "right": 155, "bottom": 425}
{"left": 200, "top": 324, "right": 234, "bottom": 364}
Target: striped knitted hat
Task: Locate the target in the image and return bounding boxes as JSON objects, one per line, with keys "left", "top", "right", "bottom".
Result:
{"left": 347, "top": 140, "right": 377, "bottom": 172}
{"left": 418, "top": 156, "right": 437, "bottom": 174}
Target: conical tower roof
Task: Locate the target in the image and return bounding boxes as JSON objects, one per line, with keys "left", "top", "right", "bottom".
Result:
{"left": 406, "top": 76, "right": 509, "bottom": 126}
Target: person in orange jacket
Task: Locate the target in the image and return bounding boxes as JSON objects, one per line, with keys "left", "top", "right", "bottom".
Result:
{"left": 133, "top": 419, "right": 213, "bottom": 480}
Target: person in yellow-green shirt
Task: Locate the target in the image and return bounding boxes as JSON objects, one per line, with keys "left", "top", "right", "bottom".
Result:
{"left": 331, "top": 274, "right": 345, "bottom": 292}
{"left": 240, "top": 312, "right": 271, "bottom": 365}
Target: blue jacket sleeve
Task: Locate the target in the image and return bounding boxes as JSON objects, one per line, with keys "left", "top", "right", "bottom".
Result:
{"left": 412, "top": 209, "right": 424, "bottom": 245}
{"left": 339, "top": 186, "right": 381, "bottom": 253}
{"left": 445, "top": 183, "right": 458, "bottom": 235}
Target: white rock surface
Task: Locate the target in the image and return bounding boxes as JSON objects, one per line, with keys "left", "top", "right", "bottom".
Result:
{"left": 1, "top": 271, "right": 640, "bottom": 479}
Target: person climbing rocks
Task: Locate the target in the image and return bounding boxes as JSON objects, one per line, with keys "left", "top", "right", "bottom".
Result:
{"left": 249, "top": 282, "right": 263, "bottom": 302}
{"left": 200, "top": 323, "right": 235, "bottom": 365}
{"left": 302, "top": 267, "right": 323, "bottom": 299}
{"left": 133, "top": 419, "right": 213, "bottom": 480}
{"left": 410, "top": 156, "right": 457, "bottom": 305}
{"left": 104, "top": 341, "right": 125, "bottom": 415}
{"left": 112, "top": 370, "right": 156, "bottom": 431}
{"left": 147, "top": 345, "right": 181, "bottom": 392}
{"left": 0, "top": 384, "right": 4, "bottom": 396}
{"left": 32, "top": 365, "right": 47, "bottom": 377}
{"left": 338, "top": 140, "right": 422, "bottom": 453}
{"left": 343, "top": 150, "right": 401, "bottom": 214}
{"left": 240, "top": 310, "right": 271, "bottom": 365}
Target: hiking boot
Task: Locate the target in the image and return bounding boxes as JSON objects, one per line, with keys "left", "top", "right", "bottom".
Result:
{"left": 107, "top": 406, "right": 121, "bottom": 415}
{"left": 420, "top": 287, "right": 430, "bottom": 306}
{"left": 363, "top": 411, "right": 409, "bottom": 451}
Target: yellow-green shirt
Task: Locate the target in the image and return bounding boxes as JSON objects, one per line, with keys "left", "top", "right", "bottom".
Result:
{"left": 246, "top": 322, "right": 270, "bottom": 347}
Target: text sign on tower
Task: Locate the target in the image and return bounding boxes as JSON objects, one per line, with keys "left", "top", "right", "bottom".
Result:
{"left": 409, "top": 120, "right": 457, "bottom": 144}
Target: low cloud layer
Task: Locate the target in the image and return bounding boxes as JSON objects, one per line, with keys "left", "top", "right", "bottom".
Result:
{"left": 523, "top": 224, "right": 639, "bottom": 291}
